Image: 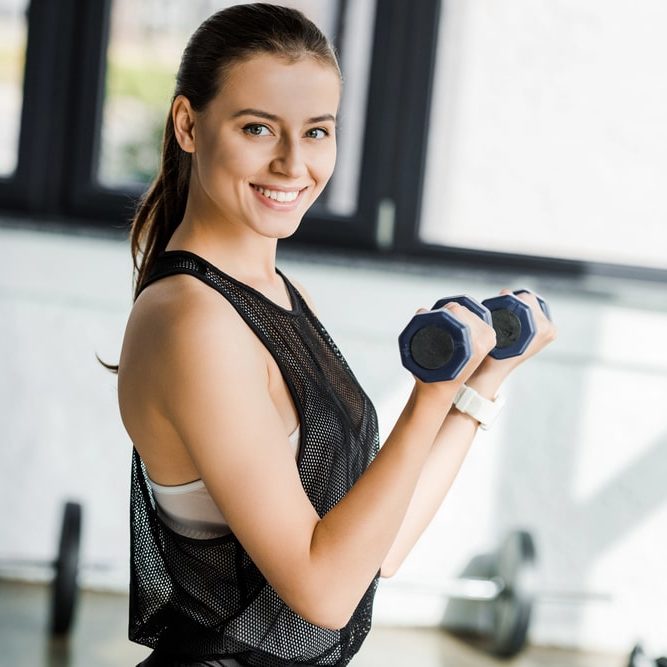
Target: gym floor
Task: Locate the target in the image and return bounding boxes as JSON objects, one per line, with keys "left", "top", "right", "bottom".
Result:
{"left": 0, "top": 579, "right": 628, "bottom": 667}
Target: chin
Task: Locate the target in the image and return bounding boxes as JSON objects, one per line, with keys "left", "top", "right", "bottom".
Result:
{"left": 254, "top": 218, "right": 303, "bottom": 241}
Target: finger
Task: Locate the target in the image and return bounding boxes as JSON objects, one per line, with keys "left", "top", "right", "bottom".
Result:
{"left": 433, "top": 302, "right": 459, "bottom": 313}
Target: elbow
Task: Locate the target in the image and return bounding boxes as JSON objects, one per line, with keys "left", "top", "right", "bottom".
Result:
{"left": 311, "top": 610, "right": 350, "bottom": 632}
{"left": 286, "top": 585, "right": 350, "bottom": 631}
{"left": 306, "top": 570, "right": 394, "bottom": 630}
{"left": 296, "top": 585, "right": 368, "bottom": 632}
{"left": 293, "top": 599, "right": 348, "bottom": 631}
{"left": 303, "top": 592, "right": 354, "bottom": 631}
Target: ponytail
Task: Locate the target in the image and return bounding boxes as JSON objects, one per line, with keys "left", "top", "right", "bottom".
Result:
{"left": 129, "top": 113, "right": 190, "bottom": 301}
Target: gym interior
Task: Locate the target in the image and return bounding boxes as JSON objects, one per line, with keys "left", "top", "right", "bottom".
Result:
{"left": 1, "top": 1, "right": 666, "bottom": 666}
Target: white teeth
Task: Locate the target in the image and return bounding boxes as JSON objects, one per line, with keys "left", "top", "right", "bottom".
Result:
{"left": 253, "top": 185, "right": 300, "bottom": 202}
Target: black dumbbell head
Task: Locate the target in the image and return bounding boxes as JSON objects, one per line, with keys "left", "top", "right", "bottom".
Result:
{"left": 482, "top": 294, "right": 536, "bottom": 360}
{"left": 399, "top": 308, "right": 472, "bottom": 382}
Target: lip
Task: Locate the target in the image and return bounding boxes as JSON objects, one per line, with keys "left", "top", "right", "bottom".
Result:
{"left": 250, "top": 183, "right": 307, "bottom": 211}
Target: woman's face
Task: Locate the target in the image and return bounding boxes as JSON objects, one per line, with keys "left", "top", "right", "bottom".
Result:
{"left": 178, "top": 53, "right": 341, "bottom": 240}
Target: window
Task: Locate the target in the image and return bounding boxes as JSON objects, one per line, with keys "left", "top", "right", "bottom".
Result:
{"left": 99, "top": 0, "right": 376, "bottom": 217}
{"left": 2, "top": 0, "right": 665, "bottom": 280}
{"left": 419, "top": 0, "right": 667, "bottom": 271}
{"left": 0, "top": 0, "right": 29, "bottom": 178}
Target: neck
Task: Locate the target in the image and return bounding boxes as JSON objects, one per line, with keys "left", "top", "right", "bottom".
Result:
{"left": 167, "top": 213, "right": 280, "bottom": 285}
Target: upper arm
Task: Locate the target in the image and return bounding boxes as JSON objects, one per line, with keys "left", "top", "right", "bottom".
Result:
{"left": 153, "top": 294, "right": 331, "bottom": 626}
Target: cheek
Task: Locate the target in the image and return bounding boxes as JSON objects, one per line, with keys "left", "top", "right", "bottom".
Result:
{"left": 196, "top": 141, "right": 255, "bottom": 196}
{"left": 213, "top": 137, "right": 258, "bottom": 175}
{"left": 314, "top": 143, "right": 337, "bottom": 184}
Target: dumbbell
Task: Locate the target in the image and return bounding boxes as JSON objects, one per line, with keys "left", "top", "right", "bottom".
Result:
{"left": 479, "top": 289, "right": 552, "bottom": 360}
{"left": 398, "top": 295, "right": 491, "bottom": 383}
{"left": 0, "top": 501, "right": 82, "bottom": 636}
{"left": 399, "top": 290, "right": 552, "bottom": 381}
{"left": 628, "top": 644, "right": 667, "bottom": 667}
{"left": 434, "top": 290, "right": 551, "bottom": 362}
{"left": 390, "top": 530, "right": 537, "bottom": 658}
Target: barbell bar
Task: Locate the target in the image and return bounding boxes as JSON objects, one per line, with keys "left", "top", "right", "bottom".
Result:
{"left": 388, "top": 530, "right": 612, "bottom": 659}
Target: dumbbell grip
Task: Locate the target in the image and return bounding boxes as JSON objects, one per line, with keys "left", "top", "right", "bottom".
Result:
{"left": 513, "top": 289, "right": 552, "bottom": 321}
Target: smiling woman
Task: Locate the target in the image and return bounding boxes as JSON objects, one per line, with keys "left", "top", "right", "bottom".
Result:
{"left": 106, "top": 5, "right": 557, "bottom": 667}
{"left": 113, "top": 5, "right": 383, "bottom": 667}
{"left": 164, "top": 51, "right": 341, "bottom": 256}
{"left": 97, "top": 0, "right": 376, "bottom": 217}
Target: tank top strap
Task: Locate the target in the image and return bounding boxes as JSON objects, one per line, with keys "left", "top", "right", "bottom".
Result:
{"left": 139, "top": 249, "right": 303, "bottom": 317}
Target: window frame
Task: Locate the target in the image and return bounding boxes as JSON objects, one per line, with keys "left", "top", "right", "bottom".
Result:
{"left": 0, "top": 0, "right": 665, "bottom": 282}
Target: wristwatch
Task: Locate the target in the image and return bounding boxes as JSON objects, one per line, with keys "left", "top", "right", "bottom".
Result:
{"left": 453, "top": 384, "right": 506, "bottom": 430}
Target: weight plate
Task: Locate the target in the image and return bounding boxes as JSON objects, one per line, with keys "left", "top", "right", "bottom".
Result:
{"left": 398, "top": 309, "right": 471, "bottom": 382}
{"left": 410, "top": 325, "right": 455, "bottom": 370}
{"left": 483, "top": 295, "right": 536, "bottom": 360}
{"left": 50, "top": 501, "right": 82, "bottom": 635}
{"left": 490, "top": 309, "right": 522, "bottom": 348}
{"left": 490, "top": 530, "right": 537, "bottom": 657}
{"left": 439, "top": 530, "right": 538, "bottom": 659}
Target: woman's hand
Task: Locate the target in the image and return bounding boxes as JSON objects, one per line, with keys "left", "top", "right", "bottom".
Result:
{"left": 411, "top": 301, "right": 498, "bottom": 405}
{"left": 468, "top": 288, "right": 558, "bottom": 390}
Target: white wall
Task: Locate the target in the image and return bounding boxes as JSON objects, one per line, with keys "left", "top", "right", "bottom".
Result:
{"left": 1, "top": 223, "right": 666, "bottom": 655}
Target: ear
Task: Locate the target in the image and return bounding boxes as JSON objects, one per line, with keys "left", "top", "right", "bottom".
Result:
{"left": 172, "top": 95, "right": 196, "bottom": 153}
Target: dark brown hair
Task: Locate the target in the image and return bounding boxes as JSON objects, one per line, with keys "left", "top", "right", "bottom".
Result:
{"left": 99, "top": 3, "right": 342, "bottom": 373}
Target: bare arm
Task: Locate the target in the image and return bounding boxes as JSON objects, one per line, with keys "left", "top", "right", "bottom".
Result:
{"left": 379, "top": 290, "right": 558, "bottom": 577}
{"left": 379, "top": 363, "right": 506, "bottom": 577}
{"left": 155, "top": 292, "right": 496, "bottom": 631}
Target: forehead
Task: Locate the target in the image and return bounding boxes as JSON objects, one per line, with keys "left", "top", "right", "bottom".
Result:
{"left": 214, "top": 53, "right": 341, "bottom": 118}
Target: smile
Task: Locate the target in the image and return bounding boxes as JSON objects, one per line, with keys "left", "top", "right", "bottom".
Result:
{"left": 250, "top": 184, "right": 307, "bottom": 210}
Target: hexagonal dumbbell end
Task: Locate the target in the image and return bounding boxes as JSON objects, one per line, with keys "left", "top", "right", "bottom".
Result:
{"left": 398, "top": 307, "right": 472, "bottom": 382}
{"left": 432, "top": 295, "right": 493, "bottom": 326}
{"left": 481, "top": 294, "right": 536, "bottom": 360}
{"left": 513, "top": 289, "right": 552, "bottom": 322}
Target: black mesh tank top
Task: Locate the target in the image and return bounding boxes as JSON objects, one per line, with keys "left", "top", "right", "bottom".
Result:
{"left": 129, "top": 250, "right": 381, "bottom": 666}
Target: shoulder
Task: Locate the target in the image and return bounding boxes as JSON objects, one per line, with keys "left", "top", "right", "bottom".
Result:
{"left": 125, "top": 274, "right": 241, "bottom": 349}
{"left": 119, "top": 273, "right": 267, "bottom": 403}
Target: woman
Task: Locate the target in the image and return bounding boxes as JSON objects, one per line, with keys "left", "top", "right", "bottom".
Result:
{"left": 115, "top": 4, "right": 556, "bottom": 666}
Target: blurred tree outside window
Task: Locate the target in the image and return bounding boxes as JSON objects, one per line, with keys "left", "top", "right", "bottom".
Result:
{"left": 0, "top": 0, "right": 28, "bottom": 177}
{"left": 98, "top": 0, "right": 376, "bottom": 217}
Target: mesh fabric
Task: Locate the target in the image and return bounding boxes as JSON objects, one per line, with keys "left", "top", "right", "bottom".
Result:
{"left": 129, "top": 250, "right": 381, "bottom": 666}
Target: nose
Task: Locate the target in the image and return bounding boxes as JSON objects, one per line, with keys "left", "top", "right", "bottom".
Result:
{"left": 270, "top": 135, "right": 308, "bottom": 178}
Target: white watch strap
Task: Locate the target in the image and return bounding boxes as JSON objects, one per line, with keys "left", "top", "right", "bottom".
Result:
{"left": 453, "top": 384, "right": 506, "bottom": 430}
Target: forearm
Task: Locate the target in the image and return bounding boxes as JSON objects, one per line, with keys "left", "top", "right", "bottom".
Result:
{"left": 380, "top": 364, "right": 508, "bottom": 577}
{"left": 308, "top": 382, "right": 455, "bottom": 628}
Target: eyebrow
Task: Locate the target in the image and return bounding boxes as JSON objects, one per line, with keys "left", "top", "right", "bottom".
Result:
{"left": 231, "top": 108, "right": 337, "bottom": 125}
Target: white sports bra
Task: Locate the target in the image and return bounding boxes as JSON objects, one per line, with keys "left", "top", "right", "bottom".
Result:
{"left": 147, "top": 424, "right": 301, "bottom": 540}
